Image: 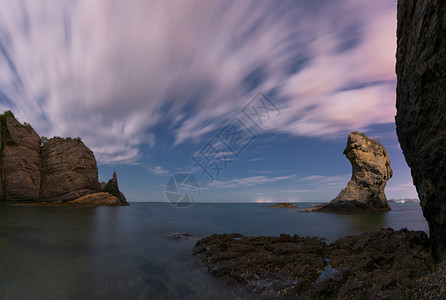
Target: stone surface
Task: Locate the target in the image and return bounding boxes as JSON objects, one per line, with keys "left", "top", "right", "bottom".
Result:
{"left": 40, "top": 138, "right": 100, "bottom": 201}
{"left": 194, "top": 229, "right": 435, "bottom": 299}
{"left": 0, "top": 116, "right": 41, "bottom": 201}
{"left": 102, "top": 171, "right": 127, "bottom": 204}
{"left": 396, "top": 0, "right": 446, "bottom": 261}
{"left": 310, "top": 132, "right": 392, "bottom": 213}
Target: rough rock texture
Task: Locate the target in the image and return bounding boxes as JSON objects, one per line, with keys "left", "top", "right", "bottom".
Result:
{"left": 311, "top": 132, "right": 393, "bottom": 213}
{"left": 69, "top": 192, "right": 122, "bottom": 206}
{"left": 194, "top": 229, "right": 435, "bottom": 299}
{"left": 102, "top": 171, "right": 127, "bottom": 204}
{"left": 40, "top": 138, "right": 100, "bottom": 201}
{"left": 396, "top": 0, "right": 446, "bottom": 261}
{"left": 0, "top": 116, "right": 41, "bottom": 201}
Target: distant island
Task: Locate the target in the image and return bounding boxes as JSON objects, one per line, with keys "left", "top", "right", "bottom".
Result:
{"left": 269, "top": 202, "right": 299, "bottom": 208}
{"left": 388, "top": 199, "right": 419, "bottom": 204}
{"left": 0, "top": 110, "right": 128, "bottom": 206}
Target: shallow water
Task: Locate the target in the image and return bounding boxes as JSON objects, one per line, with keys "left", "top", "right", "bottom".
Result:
{"left": 0, "top": 202, "right": 428, "bottom": 299}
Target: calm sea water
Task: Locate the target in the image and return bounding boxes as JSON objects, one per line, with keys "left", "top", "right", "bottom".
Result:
{"left": 0, "top": 202, "right": 428, "bottom": 300}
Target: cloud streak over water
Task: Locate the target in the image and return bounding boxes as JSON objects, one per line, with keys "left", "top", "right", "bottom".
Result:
{"left": 0, "top": 0, "right": 396, "bottom": 164}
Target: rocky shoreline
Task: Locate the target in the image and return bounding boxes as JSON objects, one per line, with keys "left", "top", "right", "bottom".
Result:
{"left": 194, "top": 229, "right": 436, "bottom": 299}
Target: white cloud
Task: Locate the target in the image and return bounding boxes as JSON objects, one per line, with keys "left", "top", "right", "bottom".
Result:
{"left": 209, "top": 175, "right": 295, "bottom": 189}
{"left": 151, "top": 166, "right": 169, "bottom": 176}
{"left": 0, "top": 0, "right": 397, "bottom": 164}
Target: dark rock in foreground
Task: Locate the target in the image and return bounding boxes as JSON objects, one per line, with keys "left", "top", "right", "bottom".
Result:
{"left": 396, "top": 0, "right": 446, "bottom": 261}
{"left": 194, "top": 229, "right": 434, "bottom": 299}
{"left": 310, "top": 132, "right": 392, "bottom": 213}
{"left": 269, "top": 203, "right": 299, "bottom": 208}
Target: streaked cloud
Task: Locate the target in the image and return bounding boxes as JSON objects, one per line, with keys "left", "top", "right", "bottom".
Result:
{"left": 209, "top": 175, "right": 295, "bottom": 189}
{"left": 151, "top": 166, "right": 169, "bottom": 176}
{"left": 0, "top": 0, "right": 396, "bottom": 164}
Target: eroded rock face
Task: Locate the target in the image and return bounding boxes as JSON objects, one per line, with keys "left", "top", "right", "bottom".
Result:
{"left": 40, "top": 138, "right": 100, "bottom": 201}
{"left": 312, "top": 132, "right": 392, "bottom": 213}
{"left": 0, "top": 116, "right": 41, "bottom": 201}
{"left": 396, "top": 0, "right": 446, "bottom": 260}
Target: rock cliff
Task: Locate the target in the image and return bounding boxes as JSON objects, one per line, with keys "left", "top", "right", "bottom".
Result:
{"left": 0, "top": 113, "right": 127, "bottom": 206}
{"left": 0, "top": 116, "right": 41, "bottom": 201}
{"left": 40, "top": 137, "right": 100, "bottom": 201}
{"left": 396, "top": 0, "right": 446, "bottom": 260}
{"left": 310, "top": 132, "right": 392, "bottom": 213}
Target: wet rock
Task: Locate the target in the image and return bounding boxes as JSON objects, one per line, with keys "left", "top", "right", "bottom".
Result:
{"left": 169, "top": 233, "right": 193, "bottom": 240}
{"left": 310, "top": 132, "right": 392, "bottom": 213}
{"left": 194, "top": 229, "right": 435, "bottom": 299}
{"left": 65, "top": 192, "right": 122, "bottom": 206}
{"left": 396, "top": 0, "right": 446, "bottom": 261}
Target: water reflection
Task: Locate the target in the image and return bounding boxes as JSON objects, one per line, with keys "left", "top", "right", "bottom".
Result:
{"left": 344, "top": 212, "right": 387, "bottom": 233}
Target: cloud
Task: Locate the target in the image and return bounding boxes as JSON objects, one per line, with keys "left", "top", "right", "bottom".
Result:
{"left": 209, "top": 175, "right": 295, "bottom": 189}
{"left": 0, "top": 0, "right": 397, "bottom": 164}
{"left": 292, "top": 174, "right": 351, "bottom": 190}
{"left": 151, "top": 166, "right": 169, "bottom": 175}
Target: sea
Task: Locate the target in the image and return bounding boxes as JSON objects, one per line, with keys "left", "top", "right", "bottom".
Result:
{"left": 0, "top": 202, "right": 428, "bottom": 300}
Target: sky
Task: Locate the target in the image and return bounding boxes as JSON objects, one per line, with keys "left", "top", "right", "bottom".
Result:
{"left": 0, "top": 0, "right": 418, "bottom": 203}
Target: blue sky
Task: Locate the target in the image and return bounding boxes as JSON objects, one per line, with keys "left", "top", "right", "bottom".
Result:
{"left": 0, "top": 0, "right": 417, "bottom": 202}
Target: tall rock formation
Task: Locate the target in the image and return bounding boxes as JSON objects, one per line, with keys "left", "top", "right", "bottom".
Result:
{"left": 40, "top": 138, "right": 100, "bottom": 201}
{"left": 396, "top": 0, "right": 446, "bottom": 260}
{"left": 311, "top": 132, "right": 392, "bottom": 213}
{"left": 101, "top": 171, "right": 127, "bottom": 205}
{"left": 0, "top": 113, "right": 127, "bottom": 205}
{"left": 0, "top": 116, "right": 41, "bottom": 201}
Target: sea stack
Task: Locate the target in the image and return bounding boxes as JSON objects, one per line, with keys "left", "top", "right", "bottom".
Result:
{"left": 396, "top": 0, "right": 446, "bottom": 260}
{"left": 311, "top": 132, "right": 392, "bottom": 213}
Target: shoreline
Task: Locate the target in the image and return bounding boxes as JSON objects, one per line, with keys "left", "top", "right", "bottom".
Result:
{"left": 193, "top": 228, "right": 439, "bottom": 299}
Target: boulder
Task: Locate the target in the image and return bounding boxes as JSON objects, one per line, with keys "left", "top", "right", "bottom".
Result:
{"left": 396, "top": 0, "right": 446, "bottom": 260}
{"left": 102, "top": 171, "right": 127, "bottom": 205}
{"left": 0, "top": 116, "right": 41, "bottom": 201}
{"left": 311, "top": 132, "right": 392, "bottom": 213}
{"left": 40, "top": 138, "right": 100, "bottom": 201}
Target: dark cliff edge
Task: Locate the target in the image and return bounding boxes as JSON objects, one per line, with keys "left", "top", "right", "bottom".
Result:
{"left": 0, "top": 111, "right": 128, "bottom": 206}
{"left": 396, "top": 0, "right": 446, "bottom": 261}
